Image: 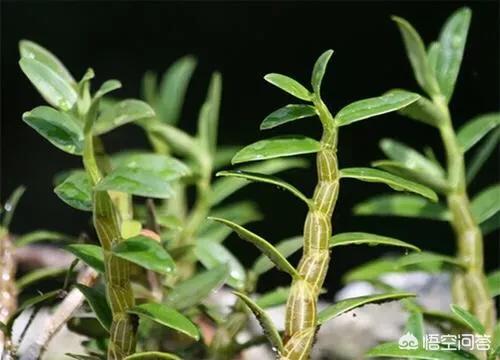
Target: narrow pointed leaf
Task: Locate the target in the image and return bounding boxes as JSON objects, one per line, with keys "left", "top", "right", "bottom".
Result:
{"left": 197, "top": 72, "right": 221, "bottom": 157}
{"left": 65, "top": 244, "right": 105, "bottom": 273}
{"left": 486, "top": 270, "right": 500, "bottom": 298}
{"left": 450, "top": 304, "right": 485, "bottom": 334}
{"left": 260, "top": 104, "right": 316, "bottom": 130}
{"left": 471, "top": 184, "right": 500, "bottom": 224}
{"left": 54, "top": 170, "right": 92, "bottom": 211}
{"left": 112, "top": 235, "right": 175, "bottom": 274}
{"left": 22, "top": 106, "right": 83, "bottom": 155}
{"left": 75, "top": 284, "right": 112, "bottom": 331}
{"left": 19, "top": 57, "right": 77, "bottom": 110}
{"left": 435, "top": 7, "right": 471, "bottom": 101}
{"left": 208, "top": 217, "right": 299, "bottom": 278}
{"left": 17, "top": 267, "right": 67, "bottom": 290}
{"left": 94, "top": 99, "right": 155, "bottom": 135}
{"left": 317, "top": 292, "right": 415, "bottom": 324}
{"left": 2, "top": 186, "right": 26, "bottom": 229}
{"left": 233, "top": 291, "right": 284, "bottom": 353}
{"left": 427, "top": 41, "right": 440, "bottom": 75}
{"left": 216, "top": 170, "right": 310, "bottom": 205}
{"left": 398, "top": 252, "right": 466, "bottom": 269}
{"left": 457, "top": 113, "right": 500, "bottom": 152}
{"left": 264, "top": 73, "right": 312, "bottom": 101}
{"left": 390, "top": 90, "right": 442, "bottom": 127}
{"left": 335, "top": 91, "right": 420, "bottom": 126}
{"left": 128, "top": 302, "right": 200, "bottom": 340}
{"left": 354, "top": 194, "right": 449, "bottom": 220}
{"left": 232, "top": 136, "right": 321, "bottom": 164}
{"left": 392, "top": 16, "right": 440, "bottom": 96}
{"left": 406, "top": 310, "right": 425, "bottom": 350}
{"left": 467, "top": 127, "right": 500, "bottom": 183}
{"left": 15, "top": 230, "right": 72, "bottom": 247}
{"left": 340, "top": 167, "right": 438, "bottom": 201}
{"left": 166, "top": 265, "right": 229, "bottom": 310}
{"left": 256, "top": 287, "right": 290, "bottom": 309}
{"left": 141, "top": 71, "right": 158, "bottom": 106}
{"left": 311, "top": 49, "right": 333, "bottom": 94}
{"left": 367, "top": 342, "right": 478, "bottom": 359}
{"left": 147, "top": 123, "right": 201, "bottom": 159}
{"left": 330, "top": 232, "right": 420, "bottom": 252}
{"left": 94, "top": 79, "right": 122, "bottom": 99}
{"left": 124, "top": 352, "right": 181, "bottom": 360}
{"left": 253, "top": 236, "right": 302, "bottom": 275}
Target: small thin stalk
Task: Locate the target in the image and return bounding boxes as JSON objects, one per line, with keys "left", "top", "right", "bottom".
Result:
{"left": 0, "top": 231, "right": 17, "bottom": 360}
{"left": 281, "top": 95, "right": 339, "bottom": 360}
{"left": 434, "top": 96, "right": 495, "bottom": 336}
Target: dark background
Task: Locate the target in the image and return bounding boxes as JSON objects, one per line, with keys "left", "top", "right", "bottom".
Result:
{"left": 1, "top": 1, "right": 499, "bottom": 296}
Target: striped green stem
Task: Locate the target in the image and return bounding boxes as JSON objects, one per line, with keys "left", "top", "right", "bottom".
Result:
{"left": 83, "top": 136, "right": 137, "bottom": 359}
{"left": 435, "top": 97, "right": 495, "bottom": 336}
{"left": 281, "top": 96, "right": 339, "bottom": 360}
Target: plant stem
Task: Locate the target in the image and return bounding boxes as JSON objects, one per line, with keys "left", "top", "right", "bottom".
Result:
{"left": 281, "top": 95, "right": 339, "bottom": 360}
{"left": 435, "top": 97, "right": 495, "bottom": 336}
{"left": 83, "top": 136, "right": 137, "bottom": 360}
{"left": 0, "top": 231, "right": 16, "bottom": 360}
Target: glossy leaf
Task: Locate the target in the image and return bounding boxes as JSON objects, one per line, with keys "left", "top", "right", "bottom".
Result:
{"left": 19, "top": 40, "right": 75, "bottom": 85}
{"left": 232, "top": 135, "right": 321, "bottom": 164}
{"left": 15, "top": 230, "right": 72, "bottom": 247}
{"left": 260, "top": 104, "right": 316, "bottom": 130}
{"left": 112, "top": 235, "right": 175, "bottom": 274}
{"left": 197, "top": 72, "right": 221, "bottom": 157}
{"left": 128, "top": 302, "right": 200, "bottom": 340}
{"left": 264, "top": 73, "right": 312, "bottom": 101}
{"left": 216, "top": 170, "right": 310, "bottom": 206}
{"left": 94, "top": 99, "right": 155, "bottom": 135}
{"left": 65, "top": 244, "right": 105, "bottom": 273}
{"left": 391, "top": 90, "right": 442, "bottom": 127}
{"left": 22, "top": 106, "right": 83, "bottom": 154}
{"left": 311, "top": 49, "right": 333, "bottom": 94}
{"left": 435, "top": 7, "right": 471, "bottom": 101}
{"left": 111, "top": 152, "right": 190, "bottom": 180}
{"left": 466, "top": 127, "right": 500, "bottom": 183}
{"left": 457, "top": 113, "right": 500, "bottom": 152}
{"left": 124, "top": 352, "right": 181, "bottom": 360}
{"left": 336, "top": 91, "right": 420, "bottom": 126}
{"left": 450, "top": 304, "right": 485, "bottom": 335}
{"left": 211, "top": 158, "right": 307, "bottom": 205}
{"left": 54, "top": 170, "right": 92, "bottom": 211}
{"left": 471, "top": 184, "right": 500, "bottom": 224}
{"left": 340, "top": 167, "right": 438, "bottom": 201}
{"left": 256, "top": 287, "right": 290, "bottom": 309}
{"left": 75, "top": 284, "right": 112, "bottom": 331}
{"left": 487, "top": 270, "right": 500, "bottom": 297}
{"left": 94, "top": 79, "right": 122, "bottom": 99}
{"left": 166, "top": 265, "right": 229, "bottom": 310}
{"left": 317, "top": 292, "right": 415, "bottom": 324}
{"left": 252, "top": 236, "right": 302, "bottom": 275}
{"left": 19, "top": 57, "right": 77, "bottom": 110}
{"left": 194, "top": 240, "right": 246, "bottom": 290}
{"left": 354, "top": 194, "right": 449, "bottom": 220}
{"left": 209, "top": 217, "right": 299, "bottom": 278}
{"left": 392, "top": 16, "right": 440, "bottom": 96}
{"left": 330, "top": 232, "right": 420, "bottom": 252}
{"left": 367, "top": 342, "right": 477, "bottom": 359}
{"left": 233, "top": 291, "right": 283, "bottom": 353}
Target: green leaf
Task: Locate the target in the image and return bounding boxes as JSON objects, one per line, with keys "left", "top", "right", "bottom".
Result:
{"left": 75, "top": 284, "right": 112, "bottom": 331}
{"left": 94, "top": 79, "right": 122, "bottom": 99}
{"left": 15, "top": 230, "right": 72, "bottom": 247}
{"left": 264, "top": 73, "right": 312, "bottom": 101}
{"left": 336, "top": 91, "right": 420, "bottom": 126}
{"left": 2, "top": 186, "right": 26, "bottom": 229}
{"left": 19, "top": 40, "right": 75, "bottom": 85}
{"left": 111, "top": 152, "right": 190, "bottom": 180}
{"left": 216, "top": 170, "right": 310, "bottom": 206}
{"left": 398, "top": 252, "right": 466, "bottom": 270}
{"left": 197, "top": 72, "right": 221, "bottom": 157}
{"left": 19, "top": 57, "right": 77, "bottom": 110}
{"left": 252, "top": 236, "right": 302, "bottom": 276}
{"left": 208, "top": 217, "right": 299, "bottom": 278}
{"left": 112, "top": 235, "right": 175, "bottom": 274}
{"left": 367, "top": 342, "right": 477, "bottom": 359}
{"left": 340, "top": 167, "right": 438, "bottom": 201}
{"left": 232, "top": 135, "right": 321, "bottom": 165}
{"left": 330, "top": 232, "right": 420, "bottom": 252}
{"left": 141, "top": 71, "right": 157, "bottom": 106}
{"left": 392, "top": 16, "right": 440, "bottom": 97}
{"left": 486, "top": 270, "right": 500, "bottom": 297}
{"left": 158, "top": 55, "right": 197, "bottom": 124}
{"left": 94, "top": 99, "right": 155, "bottom": 135}
{"left": 166, "top": 265, "right": 229, "bottom": 310}
{"left": 406, "top": 310, "right": 425, "bottom": 351}
{"left": 457, "top": 113, "right": 500, "bottom": 152}
{"left": 54, "top": 170, "right": 92, "bottom": 211}
{"left": 480, "top": 211, "right": 500, "bottom": 236}
{"left": 17, "top": 267, "right": 67, "bottom": 290}
{"left": 214, "top": 146, "right": 241, "bottom": 170}
{"left": 450, "top": 304, "right": 485, "bottom": 334}
{"left": 195, "top": 240, "right": 246, "bottom": 290}
{"left": 22, "top": 106, "right": 83, "bottom": 155}
{"left": 317, "top": 292, "right": 415, "bottom": 324}
{"left": 435, "top": 7, "right": 471, "bottom": 101}
{"left": 311, "top": 49, "right": 334, "bottom": 94}
{"left": 391, "top": 90, "right": 443, "bottom": 127}
{"left": 255, "top": 287, "right": 290, "bottom": 309}
{"left": 354, "top": 194, "right": 449, "bottom": 220}
{"left": 67, "top": 315, "right": 107, "bottom": 339}
{"left": 128, "top": 302, "right": 200, "bottom": 340}
{"left": 147, "top": 123, "right": 201, "bottom": 160}
{"left": 466, "top": 127, "right": 500, "bottom": 184}
{"left": 471, "top": 184, "right": 500, "bottom": 224}
{"left": 211, "top": 158, "right": 307, "bottom": 205}
{"left": 233, "top": 291, "right": 283, "bottom": 353}
{"left": 260, "top": 104, "right": 317, "bottom": 130}
{"left": 65, "top": 244, "right": 105, "bottom": 273}
{"left": 427, "top": 41, "right": 441, "bottom": 76}
{"left": 124, "top": 352, "right": 181, "bottom": 360}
